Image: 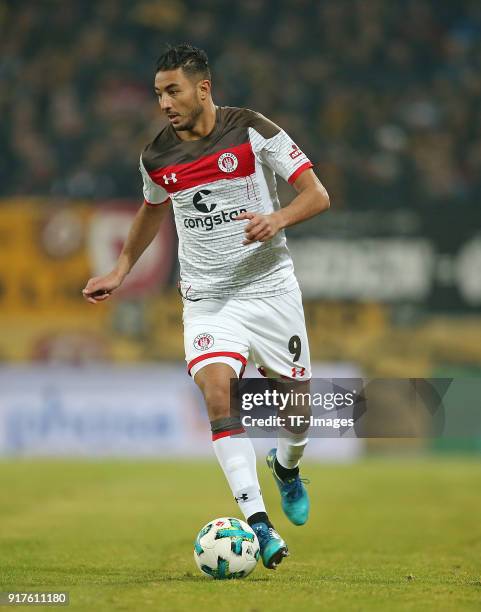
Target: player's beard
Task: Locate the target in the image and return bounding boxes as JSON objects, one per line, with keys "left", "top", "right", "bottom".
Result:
{"left": 173, "top": 101, "right": 203, "bottom": 132}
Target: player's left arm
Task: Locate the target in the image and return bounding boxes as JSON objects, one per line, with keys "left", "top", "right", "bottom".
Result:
{"left": 236, "top": 168, "right": 329, "bottom": 245}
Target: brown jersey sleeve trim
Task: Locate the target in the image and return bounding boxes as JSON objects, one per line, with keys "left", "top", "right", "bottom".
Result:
{"left": 243, "top": 108, "right": 281, "bottom": 139}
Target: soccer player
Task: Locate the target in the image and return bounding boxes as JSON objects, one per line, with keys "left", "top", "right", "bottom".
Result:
{"left": 83, "top": 44, "right": 330, "bottom": 569}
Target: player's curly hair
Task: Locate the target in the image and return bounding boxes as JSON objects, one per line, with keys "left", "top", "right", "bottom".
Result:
{"left": 155, "top": 44, "right": 211, "bottom": 80}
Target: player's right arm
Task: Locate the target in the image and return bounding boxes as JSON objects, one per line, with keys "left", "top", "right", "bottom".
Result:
{"left": 82, "top": 155, "right": 171, "bottom": 304}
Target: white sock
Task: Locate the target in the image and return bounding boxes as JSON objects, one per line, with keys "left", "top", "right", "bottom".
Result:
{"left": 276, "top": 433, "right": 308, "bottom": 469}
{"left": 213, "top": 434, "right": 266, "bottom": 519}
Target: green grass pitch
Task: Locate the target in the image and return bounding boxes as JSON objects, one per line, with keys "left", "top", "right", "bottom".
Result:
{"left": 0, "top": 457, "right": 480, "bottom": 611}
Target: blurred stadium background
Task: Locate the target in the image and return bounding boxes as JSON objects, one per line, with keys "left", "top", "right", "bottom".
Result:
{"left": 1, "top": 0, "right": 481, "bottom": 457}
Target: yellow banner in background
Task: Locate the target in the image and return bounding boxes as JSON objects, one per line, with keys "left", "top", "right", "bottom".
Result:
{"left": 0, "top": 199, "right": 93, "bottom": 314}
{"left": 0, "top": 199, "right": 107, "bottom": 361}
{"left": 0, "top": 198, "right": 176, "bottom": 362}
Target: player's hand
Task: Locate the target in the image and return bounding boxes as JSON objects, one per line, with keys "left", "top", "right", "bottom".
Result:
{"left": 82, "top": 270, "right": 124, "bottom": 304}
{"left": 234, "top": 212, "right": 282, "bottom": 245}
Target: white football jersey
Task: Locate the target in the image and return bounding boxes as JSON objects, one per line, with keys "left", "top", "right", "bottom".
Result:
{"left": 140, "top": 106, "right": 313, "bottom": 300}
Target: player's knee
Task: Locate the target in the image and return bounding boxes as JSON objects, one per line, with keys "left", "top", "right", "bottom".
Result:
{"left": 203, "top": 385, "right": 231, "bottom": 420}
{"left": 194, "top": 363, "right": 234, "bottom": 420}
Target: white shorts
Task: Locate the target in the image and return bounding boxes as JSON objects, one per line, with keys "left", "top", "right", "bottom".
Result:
{"left": 183, "top": 288, "right": 311, "bottom": 380}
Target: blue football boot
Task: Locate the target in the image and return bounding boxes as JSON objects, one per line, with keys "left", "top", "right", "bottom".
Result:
{"left": 250, "top": 522, "right": 289, "bottom": 569}
{"left": 266, "top": 448, "right": 310, "bottom": 526}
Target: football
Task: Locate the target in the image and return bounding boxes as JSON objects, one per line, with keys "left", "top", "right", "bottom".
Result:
{"left": 194, "top": 517, "right": 260, "bottom": 579}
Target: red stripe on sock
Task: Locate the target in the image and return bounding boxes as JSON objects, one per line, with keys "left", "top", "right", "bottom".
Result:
{"left": 212, "top": 427, "right": 245, "bottom": 441}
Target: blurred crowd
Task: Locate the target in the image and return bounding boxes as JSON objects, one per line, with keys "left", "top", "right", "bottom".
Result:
{"left": 1, "top": 0, "right": 480, "bottom": 208}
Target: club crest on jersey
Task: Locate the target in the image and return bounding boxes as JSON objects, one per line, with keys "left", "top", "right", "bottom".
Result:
{"left": 194, "top": 333, "right": 214, "bottom": 351}
{"left": 218, "top": 152, "right": 238, "bottom": 173}
{"left": 163, "top": 173, "right": 177, "bottom": 184}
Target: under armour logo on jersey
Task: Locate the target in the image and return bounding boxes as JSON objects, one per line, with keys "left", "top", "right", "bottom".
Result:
{"left": 163, "top": 173, "right": 177, "bottom": 184}
{"left": 291, "top": 366, "right": 306, "bottom": 378}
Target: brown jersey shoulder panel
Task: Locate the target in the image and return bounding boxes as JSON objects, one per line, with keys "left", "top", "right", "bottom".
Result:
{"left": 141, "top": 106, "right": 280, "bottom": 173}
{"left": 222, "top": 106, "right": 281, "bottom": 139}
{"left": 141, "top": 124, "right": 177, "bottom": 173}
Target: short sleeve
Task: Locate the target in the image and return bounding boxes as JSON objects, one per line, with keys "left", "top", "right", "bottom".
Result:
{"left": 248, "top": 125, "right": 313, "bottom": 184}
{"left": 139, "top": 155, "right": 170, "bottom": 205}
